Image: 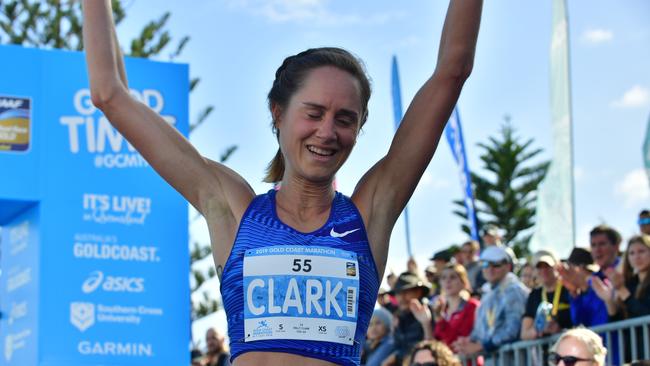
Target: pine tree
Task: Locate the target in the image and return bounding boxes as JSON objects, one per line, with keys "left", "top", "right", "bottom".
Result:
{"left": 453, "top": 116, "right": 549, "bottom": 256}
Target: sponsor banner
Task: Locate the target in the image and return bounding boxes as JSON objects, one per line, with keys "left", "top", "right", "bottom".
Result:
{"left": 0, "top": 95, "right": 31, "bottom": 152}
{"left": 0, "top": 44, "right": 189, "bottom": 366}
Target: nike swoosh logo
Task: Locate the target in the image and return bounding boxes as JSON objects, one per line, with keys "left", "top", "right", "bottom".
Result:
{"left": 330, "top": 228, "right": 360, "bottom": 238}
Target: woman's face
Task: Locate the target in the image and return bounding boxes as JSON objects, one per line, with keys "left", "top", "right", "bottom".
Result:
{"left": 396, "top": 288, "right": 424, "bottom": 310}
{"left": 520, "top": 265, "right": 536, "bottom": 288}
{"left": 440, "top": 269, "right": 463, "bottom": 296}
{"left": 366, "top": 316, "right": 388, "bottom": 341}
{"left": 275, "top": 66, "right": 362, "bottom": 183}
{"left": 555, "top": 336, "right": 598, "bottom": 366}
{"left": 535, "top": 262, "right": 556, "bottom": 286}
{"left": 628, "top": 241, "right": 650, "bottom": 274}
{"left": 411, "top": 348, "right": 436, "bottom": 364}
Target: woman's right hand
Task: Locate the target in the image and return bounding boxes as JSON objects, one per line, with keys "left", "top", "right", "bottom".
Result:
{"left": 409, "top": 298, "right": 432, "bottom": 325}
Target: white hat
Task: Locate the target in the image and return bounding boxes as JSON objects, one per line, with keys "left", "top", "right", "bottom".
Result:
{"left": 532, "top": 249, "right": 558, "bottom": 267}
{"left": 479, "top": 246, "right": 510, "bottom": 263}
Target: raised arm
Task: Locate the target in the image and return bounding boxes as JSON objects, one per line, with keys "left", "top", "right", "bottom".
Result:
{"left": 353, "top": 0, "right": 482, "bottom": 269}
{"left": 82, "top": 0, "right": 253, "bottom": 218}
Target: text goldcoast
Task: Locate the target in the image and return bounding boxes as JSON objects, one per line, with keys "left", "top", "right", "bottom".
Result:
{"left": 60, "top": 89, "right": 176, "bottom": 169}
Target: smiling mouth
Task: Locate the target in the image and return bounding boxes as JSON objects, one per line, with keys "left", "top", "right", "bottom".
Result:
{"left": 307, "top": 145, "right": 336, "bottom": 157}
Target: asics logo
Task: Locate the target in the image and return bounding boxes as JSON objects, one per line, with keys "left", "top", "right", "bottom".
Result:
{"left": 81, "top": 270, "right": 145, "bottom": 294}
{"left": 82, "top": 271, "right": 104, "bottom": 293}
{"left": 330, "top": 228, "right": 360, "bottom": 238}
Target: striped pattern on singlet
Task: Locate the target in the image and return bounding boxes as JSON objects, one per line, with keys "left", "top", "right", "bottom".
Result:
{"left": 220, "top": 190, "right": 380, "bottom": 366}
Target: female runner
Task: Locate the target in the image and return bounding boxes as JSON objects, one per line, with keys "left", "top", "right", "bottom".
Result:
{"left": 82, "top": 1, "right": 482, "bottom": 365}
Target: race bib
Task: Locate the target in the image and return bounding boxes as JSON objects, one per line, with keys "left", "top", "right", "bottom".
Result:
{"left": 243, "top": 245, "right": 359, "bottom": 345}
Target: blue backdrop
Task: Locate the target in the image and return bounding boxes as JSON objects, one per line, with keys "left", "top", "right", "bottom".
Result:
{"left": 0, "top": 44, "right": 189, "bottom": 366}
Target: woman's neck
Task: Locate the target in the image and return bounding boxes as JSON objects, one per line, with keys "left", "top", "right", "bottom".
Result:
{"left": 275, "top": 177, "right": 334, "bottom": 231}
{"left": 446, "top": 293, "right": 461, "bottom": 310}
{"left": 543, "top": 278, "right": 558, "bottom": 292}
{"left": 279, "top": 175, "right": 334, "bottom": 208}
{"left": 639, "top": 271, "right": 647, "bottom": 282}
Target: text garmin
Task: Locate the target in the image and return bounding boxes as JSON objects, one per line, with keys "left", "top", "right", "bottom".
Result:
{"left": 83, "top": 193, "right": 151, "bottom": 225}
{"left": 81, "top": 270, "right": 145, "bottom": 294}
{"left": 60, "top": 88, "right": 176, "bottom": 168}
{"left": 78, "top": 341, "right": 153, "bottom": 357}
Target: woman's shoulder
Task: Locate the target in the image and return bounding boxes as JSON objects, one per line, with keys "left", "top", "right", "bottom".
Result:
{"left": 466, "top": 297, "right": 480, "bottom": 308}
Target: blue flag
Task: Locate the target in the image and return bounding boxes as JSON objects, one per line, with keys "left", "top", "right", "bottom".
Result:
{"left": 390, "top": 55, "right": 413, "bottom": 257}
{"left": 445, "top": 107, "right": 480, "bottom": 241}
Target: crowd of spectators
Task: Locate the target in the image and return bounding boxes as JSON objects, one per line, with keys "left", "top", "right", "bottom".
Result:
{"left": 362, "top": 209, "right": 650, "bottom": 365}
{"left": 192, "top": 210, "right": 650, "bottom": 365}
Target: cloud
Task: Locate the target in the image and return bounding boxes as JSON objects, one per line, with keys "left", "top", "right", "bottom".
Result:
{"left": 581, "top": 29, "right": 613, "bottom": 44}
{"left": 611, "top": 85, "right": 650, "bottom": 108}
{"left": 228, "top": 0, "right": 400, "bottom": 26}
{"left": 419, "top": 171, "right": 451, "bottom": 190}
{"left": 614, "top": 169, "right": 650, "bottom": 208}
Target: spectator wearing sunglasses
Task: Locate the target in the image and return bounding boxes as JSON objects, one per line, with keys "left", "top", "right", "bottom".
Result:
{"left": 403, "top": 340, "right": 461, "bottom": 366}
{"left": 453, "top": 246, "right": 529, "bottom": 360}
{"left": 639, "top": 210, "right": 650, "bottom": 236}
{"left": 548, "top": 327, "right": 607, "bottom": 366}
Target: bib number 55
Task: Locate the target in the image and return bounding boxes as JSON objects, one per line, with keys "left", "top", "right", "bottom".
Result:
{"left": 292, "top": 258, "right": 312, "bottom": 272}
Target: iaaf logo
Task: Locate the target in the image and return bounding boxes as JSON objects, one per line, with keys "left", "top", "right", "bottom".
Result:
{"left": 83, "top": 194, "right": 151, "bottom": 225}
{"left": 0, "top": 97, "right": 24, "bottom": 109}
{"left": 60, "top": 89, "right": 176, "bottom": 169}
{"left": 81, "top": 270, "right": 145, "bottom": 294}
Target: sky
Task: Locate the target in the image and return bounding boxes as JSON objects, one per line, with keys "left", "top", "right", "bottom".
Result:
{"left": 115, "top": 0, "right": 650, "bottom": 346}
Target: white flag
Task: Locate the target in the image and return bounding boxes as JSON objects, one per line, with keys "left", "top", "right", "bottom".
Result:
{"left": 529, "top": 0, "right": 575, "bottom": 258}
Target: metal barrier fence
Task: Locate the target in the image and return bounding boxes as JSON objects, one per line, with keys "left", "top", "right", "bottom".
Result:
{"left": 460, "top": 315, "right": 650, "bottom": 366}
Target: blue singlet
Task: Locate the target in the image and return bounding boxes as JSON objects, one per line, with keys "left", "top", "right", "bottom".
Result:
{"left": 221, "top": 190, "right": 380, "bottom": 365}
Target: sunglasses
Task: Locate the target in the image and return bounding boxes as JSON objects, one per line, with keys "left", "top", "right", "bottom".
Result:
{"left": 548, "top": 352, "right": 594, "bottom": 366}
{"left": 481, "top": 260, "right": 506, "bottom": 269}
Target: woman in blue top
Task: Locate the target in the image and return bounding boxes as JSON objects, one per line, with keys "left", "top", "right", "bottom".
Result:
{"left": 82, "top": 1, "right": 482, "bottom": 365}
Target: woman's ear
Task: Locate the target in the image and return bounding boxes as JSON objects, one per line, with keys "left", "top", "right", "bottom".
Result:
{"left": 271, "top": 103, "right": 283, "bottom": 130}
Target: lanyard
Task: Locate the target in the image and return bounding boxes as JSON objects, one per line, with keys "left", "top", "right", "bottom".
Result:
{"left": 541, "top": 281, "right": 563, "bottom": 318}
